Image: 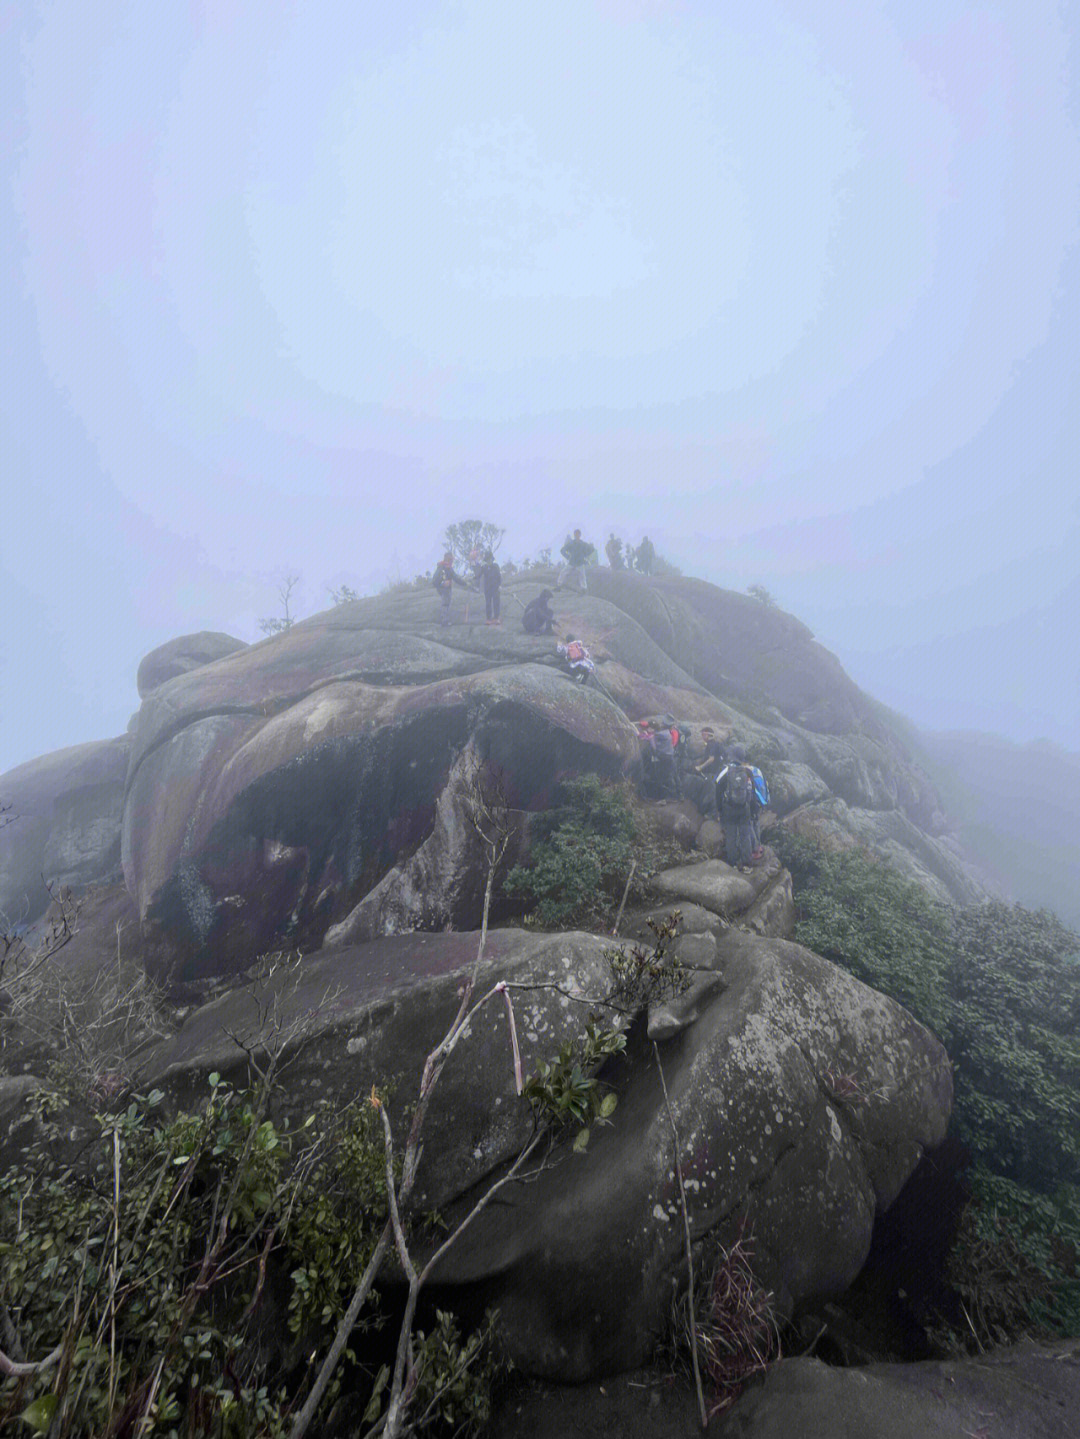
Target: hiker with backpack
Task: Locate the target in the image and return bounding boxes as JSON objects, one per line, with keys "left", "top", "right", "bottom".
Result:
{"left": 431, "top": 552, "right": 474, "bottom": 625}
{"left": 522, "top": 589, "right": 556, "bottom": 634}
{"left": 557, "top": 530, "right": 597, "bottom": 592}
{"left": 556, "top": 634, "right": 596, "bottom": 686}
{"left": 480, "top": 551, "right": 502, "bottom": 625}
{"left": 715, "top": 759, "right": 758, "bottom": 869}
{"left": 605, "top": 533, "right": 624, "bottom": 569}
{"left": 647, "top": 718, "right": 679, "bottom": 799}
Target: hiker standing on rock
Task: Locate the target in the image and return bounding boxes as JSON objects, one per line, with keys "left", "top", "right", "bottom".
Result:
{"left": 557, "top": 530, "right": 596, "bottom": 592}
{"left": 431, "top": 552, "right": 473, "bottom": 626}
{"left": 648, "top": 718, "right": 679, "bottom": 799}
{"left": 686, "top": 726, "right": 724, "bottom": 815}
{"left": 480, "top": 551, "right": 502, "bottom": 625}
{"left": 716, "top": 758, "right": 757, "bottom": 870}
{"left": 605, "top": 533, "right": 624, "bottom": 569}
{"left": 635, "top": 536, "right": 655, "bottom": 575}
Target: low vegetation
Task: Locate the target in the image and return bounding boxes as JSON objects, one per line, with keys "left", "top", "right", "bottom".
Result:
{"left": 773, "top": 829, "right": 1080, "bottom": 1344}
{"left": 502, "top": 775, "right": 683, "bottom": 930}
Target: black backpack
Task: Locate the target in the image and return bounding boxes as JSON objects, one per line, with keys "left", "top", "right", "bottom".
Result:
{"left": 722, "top": 767, "right": 754, "bottom": 815}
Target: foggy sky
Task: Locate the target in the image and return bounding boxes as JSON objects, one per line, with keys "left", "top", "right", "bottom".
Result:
{"left": 3, "top": 0, "right": 1078, "bottom": 775}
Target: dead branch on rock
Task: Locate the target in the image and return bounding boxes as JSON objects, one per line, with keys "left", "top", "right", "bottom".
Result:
{"left": 653, "top": 1040, "right": 708, "bottom": 1431}
{"left": 290, "top": 761, "right": 516, "bottom": 1439}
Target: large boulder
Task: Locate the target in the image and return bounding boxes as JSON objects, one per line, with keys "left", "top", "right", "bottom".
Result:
{"left": 107, "top": 572, "right": 987, "bottom": 973}
{"left": 783, "top": 797, "right": 987, "bottom": 906}
{"left": 136, "top": 631, "right": 248, "bottom": 697}
{"left": 123, "top": 623, "right": 639, "bottom": 977}
{"left": 149, "top": 924, "right": 951, "bottom": 1381}
{"left": 0, "top": 737, "right": 130, "bottom": 924}
{"left": 720, "top": 1341, "right": 1080, "bottom": 1439}
{"left": 487, "top": 1341, "right": 1080, "bottom": 1439}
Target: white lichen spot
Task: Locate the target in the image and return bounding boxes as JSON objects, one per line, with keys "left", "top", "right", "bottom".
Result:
{"left": 827, "top": 1106, "right": 843, "bottom": 1144}
{"left": 346, "top": 1037, "right": 366, "bottom": 1056}
{"left": 653, "top": 1204, "right": 671, "bottom": 1223}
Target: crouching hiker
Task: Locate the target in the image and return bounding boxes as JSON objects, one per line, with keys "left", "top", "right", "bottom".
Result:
{"left": 557, "top": 634, "right": 596, "bottom": 686}
{"left": 432, "top": 552, "right": 473, "bottom": 625}
{"left": 522, "top": 589, "right": 556, "bottom": 634}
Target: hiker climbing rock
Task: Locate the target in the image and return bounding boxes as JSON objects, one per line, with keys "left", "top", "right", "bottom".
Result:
{"left": 431, "top": 552, "right": 474, "bottom": 626}
{"left": 557, "top": 634, "right": 596, "bottom": 686}
{"left": 605, "top": 533, "right": 624, "bottom": 569}
{"left": 522, "top": 589, "right": 556, "bottom": 634}
{"left": 557, "top": 529, "right": 596, "bottom": 592}
{"left": 480, "top": 551, "right": 502, "bottom": 625}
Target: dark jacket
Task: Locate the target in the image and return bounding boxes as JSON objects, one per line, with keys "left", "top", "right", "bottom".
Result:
{"left": 480, "top": 561, "right": 501, "bottom": 595}
{"left": 560, "top": 536, "right": 594, "bottom": 566}
{"left": 523, "top": 590, "right": 555, "bottom": 633}
{"left": 433, "top": 562, "right": 469, "bottom": 592}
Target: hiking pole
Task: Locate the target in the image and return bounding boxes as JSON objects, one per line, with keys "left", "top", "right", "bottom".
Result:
{"left": 611, "top": 860, "right": 637, "bottom": 937}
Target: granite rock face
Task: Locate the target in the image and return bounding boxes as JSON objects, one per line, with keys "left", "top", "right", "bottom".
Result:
{"left": 0, "top": 737, "right": 130, "bottom": 925}
{"left": 147, "top": 925, "right": 952, "bottom": 1380}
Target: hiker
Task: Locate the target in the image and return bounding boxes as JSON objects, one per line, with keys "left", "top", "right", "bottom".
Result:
{"left": 522, "top": 589, "right": 556, "bottom": 634}
{"left": 636, "top": 535, "right": 655, "bottom": 575}
{"left": 663, "top": 713, "right": 684, "bottom": 798}
{"left": 716, "top": 759, "right": 757, "bottom": 869}
{"left": 557, "top": 634, "right": 596, "bottom": 686}
{"left": 687, "top": 726, "right": 725, "bottom": 815}
{"left": 480, "top": 551, "right": 502, "bottom": 625}
{"left": 557, "top": 529, "right": 596, "bottom": 592}
{"left": 431, "top": 552, "right": 473, "bottom": 625}
{"left": 605, "top": 533, "right": 624, "bottom": 569}
{"left": 647, "top": 718, "right": 678, "bottom": 799}
{"left": 467, "top": 546, "right": 484, "bottom": 585}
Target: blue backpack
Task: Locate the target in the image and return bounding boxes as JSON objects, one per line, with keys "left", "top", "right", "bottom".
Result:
{"left": 749, "top": 766, "right": 770, "bottom": 807}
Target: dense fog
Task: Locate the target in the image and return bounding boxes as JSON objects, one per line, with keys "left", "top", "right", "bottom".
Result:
{"left": 3, "top": 0, "right": 1078, "bottom": 774}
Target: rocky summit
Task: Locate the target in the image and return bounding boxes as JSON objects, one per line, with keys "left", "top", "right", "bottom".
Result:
{"left": 4, "top": 566, "right": 1023, "bottom": 1431}
{"left": 1, "top": 568, "right": 983, "bottom": 965}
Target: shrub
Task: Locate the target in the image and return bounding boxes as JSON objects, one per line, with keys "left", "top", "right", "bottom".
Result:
{"left": 502, "top": 776, "right": 676, "bottom": 930}
{"left": 772, "top": 828, "right": 1080, "bottom": 1338}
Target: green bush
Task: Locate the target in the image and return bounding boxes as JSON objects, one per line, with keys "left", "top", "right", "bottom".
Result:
{"left": 0, "top": 1078, "right": 499, "bottom": 1437}
{"left": 772, "top": 829, "right": 1080, "bottom": 1338}
{"left": 502, "top": 775, "right": 674, "bottom": 929}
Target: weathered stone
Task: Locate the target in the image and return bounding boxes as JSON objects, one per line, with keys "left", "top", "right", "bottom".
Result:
{"left": 144, "top": 926, "right": 951, "bottom": 1382}
{"left": 136, "top": 631, "right": 248, "bottom": 698}
{"left": 671, "top": 931, "right": 717, "bottom": 969}
{"left": 783, "top": 797, "right": 987, "bottom": 906}
{"left": 651, "top": 860, "right": 756, "bottom": 916}
{"left": 486, "top": 1341, "right": 1080, "bottom": 1439}
{"left": 740, "top": 867, "right": 796, "bottom": 939}
{"left": 0, "top": 737, "right": 130, "bottom": 924}
{"left": 124, "top": 662, "right": 639, "bottom": 979}
{"left": 721, "top": 1342, "right": 1080, "bottom": 1439}
{"left": 696, "top": 818, "right": 724, "bottom": 857}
